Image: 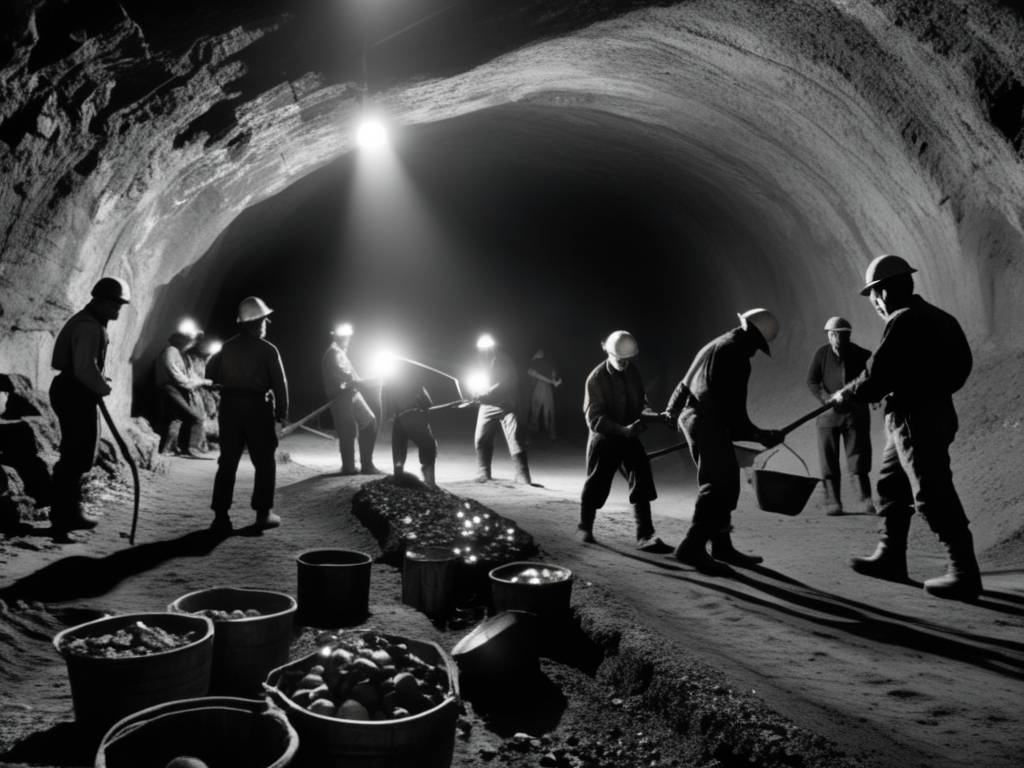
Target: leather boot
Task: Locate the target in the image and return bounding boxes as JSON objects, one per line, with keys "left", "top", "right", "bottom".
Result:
{"left": 850, "top": 541, "right": 908, "bottom": 581}
{"left": 512, "top": 452, "right": 532, "bottom": 484}
{"left": 209, "top": 511, "right": 233, "bottom": 535}
{"left": 577, "top": 505, "right": 597, "bottom": 542}
{"left": 358, "top": 426, "right": 381, "bottom": 474}
{"left": 674, "top": 528, "right": 732, "bottom": 576}
{"left": 340, "top": 441, "right": 358, "bottom": 475}
{"left": 924, "top": 531, "right": 983, "bottom": 601}
{"left": 710, "top": 529, "right": 764, "bottom": 566}
{"left": 393, "top": 462, "right": 405, "bottom": 477}
{"left": 255, "top": 509, "right": 281, "bottom": 529}
{"left": 822, "top": 476, "right": 844, "bottom": 516}
{"left": 854, "top": 474, "right": 876, "bottom": 515}
{"left": 421, "top": 464, "right": 436, "bottom": 487}
{"left": 475, "top": 444, "right": 493, "bottom": 482}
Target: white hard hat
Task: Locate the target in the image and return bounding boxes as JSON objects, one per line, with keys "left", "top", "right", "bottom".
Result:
{"left": 823, "top": 316, "right": 852, "bottom": 332}
{"left": 177, "top": 318, "right": 201, "bottom": 338}
{"left": 603, "top": 330, "right": 638, "bottom": 359}
{"left": 333, "top": 322, "right": 354, "bottom": 337}
{"left": 236, "top": 296, "right": 273, "bottom": 323}
{"left": 861, "top": 254, "right": 916, "bottom": 296}
{"left": 91, "top": 276, "right": 131, "bottom": 304}
{"left": 737, "top": 308, "right": 778, "bottom": 355}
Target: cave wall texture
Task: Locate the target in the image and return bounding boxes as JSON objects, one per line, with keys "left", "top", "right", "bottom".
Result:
{"left": 2, "top": 0, "right": 1023, "bottom": 423}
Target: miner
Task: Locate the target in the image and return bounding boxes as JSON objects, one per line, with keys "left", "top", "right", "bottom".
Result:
{"left": 322, "top": 323, "right": 380, "bottom": 475}
{"left": 208, "top": 296, "right": 288, "bottom": 533}
{"left": 806, "top": 316, "right": 873, "bottom": 515}
{"left": 664, "top": 309, "right": 784, "bottom": 574}
{"left": 832, "top": 254, "right": 981, "bottom": 600}
{"left": 471, "top": 333, "right": 532, "bottom": 484}
{"left": 381, "top": 360, "right": 438, "bottom": 486}
{"left": 155, "top": 320, "right": 213, "bottom": 458}
{"left": 48, "top": 276, "right": 131, "bottom": 539}
{"left": 527, "top": 348, "right": 562, "bottom": 440}
{"left": 579, "top": 331, "right": 671, "bottom": 553}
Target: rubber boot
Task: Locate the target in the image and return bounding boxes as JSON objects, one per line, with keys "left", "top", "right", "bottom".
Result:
{"left": 358, "top": 426, "right": 381, "bottom": 474}
{"left": 475, "top": 444, "right": 493, "bottom": 483}
{"left": 850, "top": 516, "right": 909, "bottom": 581}
{"left": 710, "top": 528, "right": 764, "bottom": 566}
{"left": 577, "top": 505, "right": 597, "bottom": 543}
{"left": 209, "top": 510, "right": 233, "bottom": 535}
{"left": 393, "top": 462, "right": 405, "bottom": 477}
{"left": 822, "top": 476, "right": 844, "bottom": 516}
{"left": 512, "top": 452, "right": 532, "bottom": 485}
{"left": 340, "top": 441, "right": 358, "bottom": 475}
{"left": 923, "top": 531, "right": 983, "bottom": 601}
{"left": 854, "top": 474, "right": 876, "bottom": 515}
{"left": 674, "top": 527, "right": 732, "bottom": 576}
{"left": 255, "top": 509, "right": 281, "bottom": 530}
{"left": 421, "top": 464, "right": 436, "bottom": 487}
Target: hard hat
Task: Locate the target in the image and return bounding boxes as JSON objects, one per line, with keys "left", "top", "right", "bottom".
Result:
{"left": 177, "top": 318, "right": 201, "bottom": 338}
{"left": 860, "top": 254, "right": 916, "bottom": 296}
{"left": 823, "top": 316, "right": 852, "bottom": 332}
{"left": 737, "top": 308, "right": 779, "bottom": 355}
{"left": 603, "top": 330, "right": 638, "bottom": 359}
{"left": 236, "top": 296, "right": 273, "bottom": 323}
{"left": 476, "top": 333, "right": 496, "bottom": 351}
{"left": 91, "top": 277, "right": 131, "bottom": 304}
{"left": 333, "top": 322, "right": 354, "bottom": 337}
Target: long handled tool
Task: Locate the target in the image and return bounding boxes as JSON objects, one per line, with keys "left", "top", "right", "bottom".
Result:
{"left": 280, "top": 395, "right": 343, "bottom": 438}
{"left": 98, "top": 399, "right": 140, "bottom": 545}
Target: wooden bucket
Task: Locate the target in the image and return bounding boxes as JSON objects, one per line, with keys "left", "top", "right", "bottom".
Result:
{"left": 488, "top": 562, "right": 573, "bottom": 627}
{"left": 296, "top": 549, "right": 373, "bottom": 628}
{"left": 401, "top": 546, "right": 457, "bottom": 620}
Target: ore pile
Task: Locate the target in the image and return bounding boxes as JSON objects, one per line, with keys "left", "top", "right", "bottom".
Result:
{"left": 352, "top": 476, "right": 537, "bottom": 567}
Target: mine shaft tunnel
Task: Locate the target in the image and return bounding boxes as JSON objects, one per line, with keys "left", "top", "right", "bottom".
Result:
{"left": 2, "top": 3, "right": 1024, "bottom": 465}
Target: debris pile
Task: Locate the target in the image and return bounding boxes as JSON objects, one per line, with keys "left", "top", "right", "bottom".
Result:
{"left": 59, "top": 620, "right": 198, "bottom": 658}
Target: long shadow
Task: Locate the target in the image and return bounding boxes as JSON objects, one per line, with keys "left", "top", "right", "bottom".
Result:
{"left": 0, "top": 721, "right": 93, "bottom": 767}
{"left": 594, "top": 541, "right": 685, "bottom": 571}
{"left": 0, "top": 529, "right": 232, "bottom": 603}
{"left": 652, "top": 568, "right": 1024, "bottom": 680}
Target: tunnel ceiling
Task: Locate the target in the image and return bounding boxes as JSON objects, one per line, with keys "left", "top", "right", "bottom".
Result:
{"left": 2, "top": 0, "right": 1024, "bottom": 412}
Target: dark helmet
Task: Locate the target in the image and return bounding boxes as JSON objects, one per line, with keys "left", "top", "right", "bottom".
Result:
{"left": 91, "top": 277, "right": 131, "bottom": 304}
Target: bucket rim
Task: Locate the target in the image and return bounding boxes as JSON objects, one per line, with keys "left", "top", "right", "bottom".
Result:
{"left": 488, "top": 561, "right": 573, "bottom": 585}
{"left": 167, "top": 586, "right": 298, "bottom": 621}
{"left": 295, "top": 548, "right": 373, "bottom": 566}
{"left": 53, "top": 612, "right": 214, "bottom": 662}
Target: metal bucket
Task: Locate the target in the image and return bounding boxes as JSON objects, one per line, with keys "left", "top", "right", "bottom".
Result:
{"left": 95, "top": 696, "right": 297, "bottom": 768}
{"left": 296, "top": 549, "right": 372, "bottom": 628}
{"left": 451, "top": 611, "right": 539, "bottom": 691}
{"left": 53, "top": 612, "right": 214, "bottom": 738}
{"left": 733, "top": 441, "right": 765, "bottom": 469}
{"left": 488, "top": 562, "right": 573, "bottom": 627}
{"left": 168, "top": 587, "right": 297, "bottom": 697}
{"left": 752, "top": 445, "right": 820, "bottom": 516}
{"left": 402, "top": 546, "right": 457, "bottom": 620}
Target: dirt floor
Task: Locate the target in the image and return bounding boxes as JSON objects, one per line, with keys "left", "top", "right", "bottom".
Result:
{"left": 0, "top": 427, "right": 1022, "bottom": 768}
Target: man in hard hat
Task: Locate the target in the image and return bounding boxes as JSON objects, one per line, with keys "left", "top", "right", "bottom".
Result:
{"left": 527, "top": 349, "right": 562, "bottom": 440}
{"left": 806, "top": 317, "right": 873, "bottom": 515}
{"left": 155, "top": 320, "right": 214, "bottom": 458}
{"left": 832, "top": 254, "right": 980, "bottom": 600}
{"left": 322, "top": 323, "right": 380, "bottom": 475}
{"left": 380, "top": 361, "right": 438, "bottom": 486}
{"left": 580, "top": 331, "right": 671, "bottom": 553}
{"left": 208, "top": 296, "right": 289, "bottom": 533}
{"left": 471, "top": 333, "right": 532, "bottom": 484}
{"left": 49, "top": 277, "right": 131, "bottom": 538}
{"left": 664, "top": 309, "right": 785, "bottom": 574}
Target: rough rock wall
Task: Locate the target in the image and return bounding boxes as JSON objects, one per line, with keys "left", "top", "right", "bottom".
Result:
{"left": 1, "top": 0, "right": 1023, "bottom": 419}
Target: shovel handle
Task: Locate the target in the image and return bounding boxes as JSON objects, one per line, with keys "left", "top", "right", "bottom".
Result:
{"left": 780, "top": 402, "right": 835, "bottom": 436}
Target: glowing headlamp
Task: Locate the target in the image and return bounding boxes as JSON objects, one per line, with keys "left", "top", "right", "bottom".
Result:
{"left": 475, "top": 333, "right": 495, "bottom": 351}
{"left": 334, "top": 322, "right": 354, "bottom": 338}
{"left": 177, "top": 318, "right": 200, "bottom": 338}
{"left": 467, "top": 370, "right": 491, "bottom": 397}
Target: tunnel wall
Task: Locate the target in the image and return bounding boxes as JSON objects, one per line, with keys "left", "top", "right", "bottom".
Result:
{"left": 1, "top": 0, "right": 1023, "bottom": 424}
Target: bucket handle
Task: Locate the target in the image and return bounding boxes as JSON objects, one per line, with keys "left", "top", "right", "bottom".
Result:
{"left": 755, "top": 442, "right": 812, "bottom": 477}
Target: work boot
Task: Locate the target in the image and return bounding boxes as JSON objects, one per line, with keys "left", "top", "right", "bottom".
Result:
{"left": 674, "top": 530, "right": 732, "bottom": 576}
{"left": 475, "top": 445, "right": 493, "bottom": 483}
{"left": 849, "top": 541, "right": 908, "bottom": 582}
{"left": 512, "top": 452, "right": 533, "bottom": 485}
{"left": 637, "top": 536, "right": 673, "bottom": 554}
{"left": 923, "top": 533, "right": 983, "bottom": 601}
{"left": 710, "top": 530, "right": 764, "bottom": 566}
{"left": 340, "top": 442, "right": 358, "bottom": 475}
{"left": 393, "top": 462, "right": 405, "bottom": 477}
{"left": 576, "top": 525, "right": 596, "bottom": 543}
{"left": 578, "top": 505, "right": 597, "bottom": 542}
{"left": 255, "top": 510, "right": 282, "bottom": 530}
{"left": 421, "top": 464, "right": 436, "bottom": 487}
{"left": 358, "top": 427, "right": 379, "bottom": 474}
{"left": 854, "top": 474, "right": 876, "bottom": 515}
{"left": 822, "top": 476, "right": 844, "bottom": 516}
{"left": 209, "top": 512, "right": 233, "bottom": 535}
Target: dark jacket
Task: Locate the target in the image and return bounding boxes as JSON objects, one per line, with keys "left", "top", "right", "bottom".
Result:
{"left": 478, "top": 350, "right": 519, "bottom": 411}
{"left": 322, "top": 342, "right": 359, "bottom": 397}
{"left": 665, "top": 328, "right": 762, "bottom": 441}
{"left": 807, "top": 342, "right": 871, "bottom": 427}
{"left": 846, "top": 295, "right": 971, "bottom": 426}
{"left": 381, "top": 365, "right": 433, "bottom": 421}
{"left": 208, "top": 332, "right": 289, "bottom": 421}
{"left": 584, "top": 360, "right": 648, "bottom": 438}
{"left": 51, "top": 304, "right": 111, "bottom": 397}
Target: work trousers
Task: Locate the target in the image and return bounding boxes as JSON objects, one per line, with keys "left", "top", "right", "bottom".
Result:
{"left": 474, "top": 405, "right": 524, "bottom": 456}
{"left": 211, "top": 395, "right": 277, "bottom": 514}
{"left": 330, "top": 391, "right": 376, "bottom": 470}
{"left": 680, "top": 406, "right": 739, "bottom": 535}
{"left": 49, "top": 373, "right": 100, "bottom": 520}
{"left": 876, "top": 410, "right": 970, "bottom": 546}
{"left": 580, "top": 434, "right": 657, "bottom": 539}
{"left": 817, "top": 416, "right": 871, "bottom": 480}
{"left": 392, "top": 410, "right": 438, "bottom": 469}
{"left": 159, "top": 384, "right": 205, "bottom": 454}
{"left": 528, "top": 384, "right": 556, "bottom": 439}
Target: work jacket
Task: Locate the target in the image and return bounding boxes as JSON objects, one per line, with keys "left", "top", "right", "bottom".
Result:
{"left": 381, "top": 365, "right": 433, "bottom": 421}
{"left": 322, "top": 342, "right": 360, "bottom": 398}
{"left": 584, "top": 359, "right": 648, "bottom": 438}
{"left": 477, "top": 350, "right": 519, "bottom": 411}
{"left": 155, "top": 344, "right": 202, "bottom": 391}
{"left": 208, "top": 332, "right": 289, "bottom": 421}
{"left": 806, "top": 342, "right": 871, "bottom": 427}
{"left": 51, "top": 303, "right": 111, "bottom": 397}
{"left": 665, "top": 328, "right": 762, "bottom": 441}
{"left": 845, "top": 295, "right": 971, "bottom": 429}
